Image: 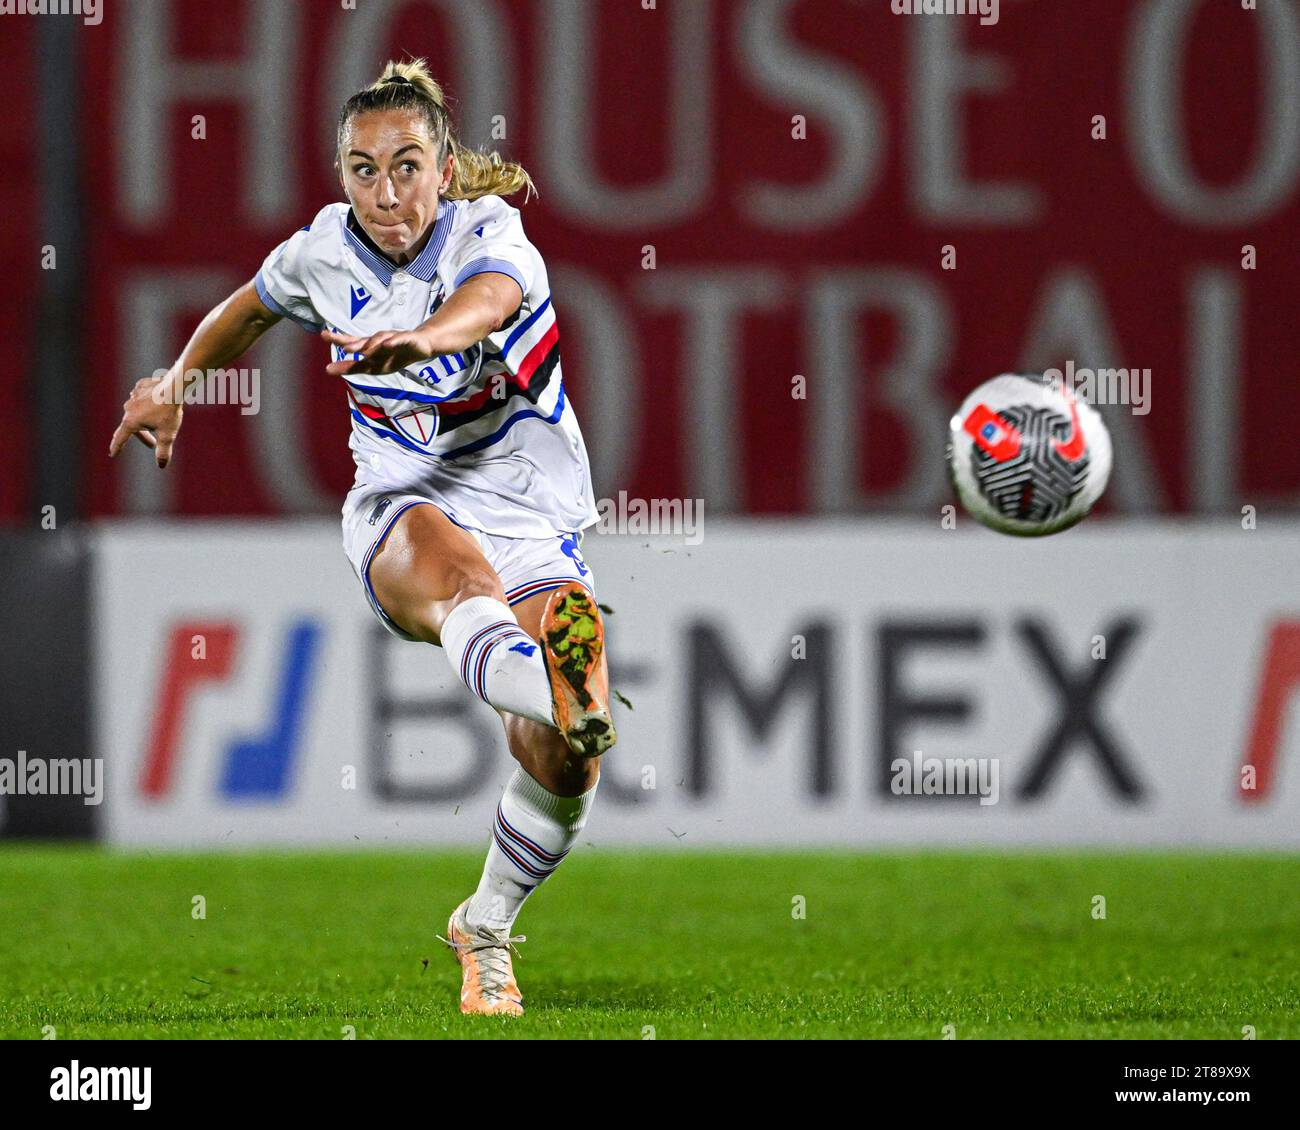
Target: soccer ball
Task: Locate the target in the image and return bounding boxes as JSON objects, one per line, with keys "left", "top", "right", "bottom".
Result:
{"left": 946, "top": 373, "right": 1112, "bottom": 536}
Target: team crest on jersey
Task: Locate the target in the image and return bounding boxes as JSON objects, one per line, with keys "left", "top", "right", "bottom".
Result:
{"left": 390, "top": 404, "right": 440, "bottom": 447}
{"left": 350, "top": 285, "right": 372, "bottom": 318}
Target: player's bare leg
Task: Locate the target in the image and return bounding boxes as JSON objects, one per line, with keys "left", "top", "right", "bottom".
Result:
{"left": 370, "top": 510, "right": 614, "bottom": 1015}
{"left": 445, "top": 584, "right": 612, "bottom": 1015}
{"left": 370, "top": 510, "right": 614, "bottom": 756}
{"left": 366, "top": 502, "right": 507, "bottom": 646}
{"left": 368, "top": 504, "right": 557, "bottom": 729}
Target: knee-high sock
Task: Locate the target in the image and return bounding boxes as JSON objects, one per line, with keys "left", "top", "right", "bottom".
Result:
{"left": 466, "top": 768, "right": 597, "bottom": 931}
{"left": 440, "top": 596, "right": 554, "bottom": 727}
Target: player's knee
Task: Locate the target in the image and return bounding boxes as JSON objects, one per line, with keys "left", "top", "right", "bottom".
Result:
{"left": 444, "top": 563, "right": 506, "bottom": 608}
{"left": 411, "top": 565, "right": 505, "bottom": 642}
{"left": 392, "top": 566, "right": 505, "bottom": 645}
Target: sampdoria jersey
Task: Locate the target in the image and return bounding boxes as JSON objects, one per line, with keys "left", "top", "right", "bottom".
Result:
{"left": 254, "top": 196, "right": 599, "bottom": 538}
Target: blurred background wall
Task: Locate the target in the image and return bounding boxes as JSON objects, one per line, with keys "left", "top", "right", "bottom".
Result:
{"left": 2, "top": 0, "right": 1297, "bottom": 523}
{"left": 0, "top": 0, "right": 1297, "bottom": 847}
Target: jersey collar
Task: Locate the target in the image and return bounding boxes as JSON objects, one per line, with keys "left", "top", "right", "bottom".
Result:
{"left": 344, "top": 198, "right": 456, "bottom": 288}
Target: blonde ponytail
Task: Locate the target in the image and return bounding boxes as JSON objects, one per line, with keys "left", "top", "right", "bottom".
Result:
{"left": 445, "top": 137, "right": 537, "bottom": 203}
{"left": 369, "top": 58, "right": 448, "bottom": 105}
{"left": 339, "top": 58, "right": 537, "bottom": 202}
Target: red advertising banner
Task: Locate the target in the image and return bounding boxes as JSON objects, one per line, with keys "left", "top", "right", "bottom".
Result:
{"left": 78, "top": 0, "right": 1300, "bottom": 518}
{"left": 0, "top": 17, "right": 38, "bottom": 524}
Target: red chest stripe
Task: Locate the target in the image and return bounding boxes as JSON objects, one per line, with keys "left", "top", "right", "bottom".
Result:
{"left": 439, "top": 322, "right": 560, "bottom": 418}
{"left": 347, "top": 388, "right": 390, "bottom": 422}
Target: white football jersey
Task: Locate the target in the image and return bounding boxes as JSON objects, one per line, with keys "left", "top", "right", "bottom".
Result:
{"left": 255, "top": 196, "right": 599, "bottom": 538}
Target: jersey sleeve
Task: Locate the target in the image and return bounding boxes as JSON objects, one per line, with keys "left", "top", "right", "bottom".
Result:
{"left": 442, "top": 200, "right": 536, "bottom": 298}
{"left": 254, "top": 227, "right": 325, "bottom": 333}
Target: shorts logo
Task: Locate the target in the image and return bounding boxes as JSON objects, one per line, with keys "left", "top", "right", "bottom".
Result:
{"left": 559, "top": 533, "right": 589, "bottom": 577}
{"left": 367, "top": 496, "right": 393, "bottom": 526}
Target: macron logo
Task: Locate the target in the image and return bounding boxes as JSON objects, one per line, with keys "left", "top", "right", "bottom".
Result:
{"left": 350, "top": 285, "right": 372, "bottom": 318}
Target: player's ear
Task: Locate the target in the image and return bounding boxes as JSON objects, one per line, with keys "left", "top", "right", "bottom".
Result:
{"left": 335, "top": 158, "right": 345, "bottom": 192}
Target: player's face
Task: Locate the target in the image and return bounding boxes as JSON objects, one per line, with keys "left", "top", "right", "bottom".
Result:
{"left": 338, "top": 110, "right": 453, "bottom": 261}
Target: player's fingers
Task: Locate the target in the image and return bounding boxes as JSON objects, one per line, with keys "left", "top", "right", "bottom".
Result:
{"left": 154, "top": 433, "right": 175, "bottom": 468}
{"left": 133, "top": 428, "right": 158, "bottom": 449}
{"left": 320, "top": 329, "right": 363, "bottom": 349}
{"left": 361, "top": 350, "right": 398, "bottom": 374}
{"left": 370, "top": 336, "right": 412, "bottom": 368}
{"left": 324, "top": 359, "right": 358, "bottom": 377}
{"left": 108, "top": 422, "right": 130, "bottom": 458}
{"left": 328, "top": 334, "right": 372, "bottom": 359}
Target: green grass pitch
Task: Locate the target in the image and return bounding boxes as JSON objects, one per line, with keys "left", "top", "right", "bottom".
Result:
{"left": 1, "top": 846, "right": 1296, "bottom": 1039}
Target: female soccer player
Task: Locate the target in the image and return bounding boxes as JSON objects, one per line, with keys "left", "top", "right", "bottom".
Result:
{"left": 109, "top": 59, "right": 616, "bottom": 1018}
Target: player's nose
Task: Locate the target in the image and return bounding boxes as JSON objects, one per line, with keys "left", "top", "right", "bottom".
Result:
{"left": 376, "top": 175, "right": 399, "bottom": 208}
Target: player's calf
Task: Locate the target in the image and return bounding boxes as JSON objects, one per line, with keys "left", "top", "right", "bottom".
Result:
{"left": 503, "top": 712, "right": 599, "bottom": 796}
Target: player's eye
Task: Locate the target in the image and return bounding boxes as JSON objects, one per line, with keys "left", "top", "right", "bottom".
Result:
{"left": 400, "top": 160, "right": 419, "bottom": 174}
{"left": 351, "top": 164, "right": 375, "bottom": 178}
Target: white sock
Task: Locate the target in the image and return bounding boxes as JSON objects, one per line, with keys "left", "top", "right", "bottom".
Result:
{"left": 466, "top": 768, "right": 597, "bottom": 932}
{"left": 440, "top": 596, "right": 554, "bottom": 727}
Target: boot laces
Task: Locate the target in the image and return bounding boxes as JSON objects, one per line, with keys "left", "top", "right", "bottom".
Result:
{"left": 440, "top": 923, "right": 526, "bottom": 999}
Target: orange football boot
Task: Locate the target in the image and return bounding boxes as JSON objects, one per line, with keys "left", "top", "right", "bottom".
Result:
{"left": 540, "top": 584, "right": 616, "bottom": 758}
{"left": 441, "top": 899, "right": 525, "bottom": 1017}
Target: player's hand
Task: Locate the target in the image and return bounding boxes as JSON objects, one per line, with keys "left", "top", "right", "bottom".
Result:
{"left": 321, "top": 329, "right": 434, "bottom": 377}
{"left": 108, "top": 376, "right": 184, "bottom": 468}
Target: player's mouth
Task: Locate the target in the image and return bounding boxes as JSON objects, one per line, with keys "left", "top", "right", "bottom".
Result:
{"left": 369, "top": 219, "right": 410, "bottom": 242}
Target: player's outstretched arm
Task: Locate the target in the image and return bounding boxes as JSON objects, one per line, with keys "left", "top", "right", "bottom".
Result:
{"left": 108, "top": 280, "right": 282, "bottom": 468}
{"left": 321, "top": 272, "right": 523, "bottom": 377}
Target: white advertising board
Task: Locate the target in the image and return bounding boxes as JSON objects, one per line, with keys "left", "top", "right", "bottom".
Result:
{"left": 94, "top": 520, "right": 1300, "bottom": 848}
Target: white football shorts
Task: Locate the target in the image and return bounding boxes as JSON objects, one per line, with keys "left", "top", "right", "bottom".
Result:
{"left": 342, "top": 480, "right": 596, "bottom": 643}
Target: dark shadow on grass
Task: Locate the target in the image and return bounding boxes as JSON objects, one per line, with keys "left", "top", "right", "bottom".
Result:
{"left": 527, "top": 979, "right": 679, "bottom": 1012}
